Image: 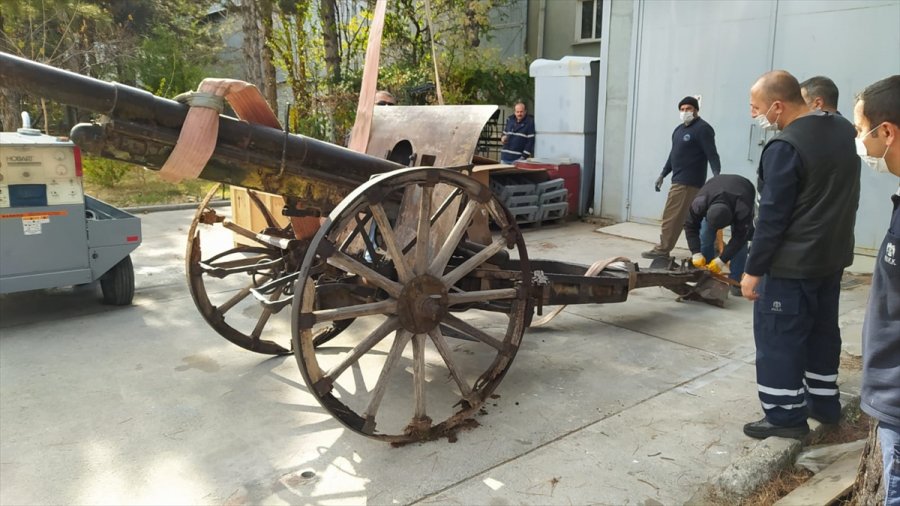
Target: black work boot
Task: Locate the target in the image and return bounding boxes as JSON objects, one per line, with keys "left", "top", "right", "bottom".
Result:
{"left": 742, "top": 418, "right": 809, "bottom": 439}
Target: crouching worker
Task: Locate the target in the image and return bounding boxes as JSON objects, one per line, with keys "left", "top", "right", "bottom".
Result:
{"left": 684, "top": 174, "right": 755, "bottom": 295}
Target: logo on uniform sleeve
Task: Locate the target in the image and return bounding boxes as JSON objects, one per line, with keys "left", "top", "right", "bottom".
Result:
{"left": 683, "top": 134, "right": 691, "bottom": 142}
{"left": 886, "top": 242, "right": 897, "bottom": 266}
{"left": 771, "top": 301, "right": 782, "bottom": 312}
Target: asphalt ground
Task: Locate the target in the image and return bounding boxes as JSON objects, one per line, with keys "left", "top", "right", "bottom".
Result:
{"left": 0, "top": 209, "right": 869, "bottom": 505}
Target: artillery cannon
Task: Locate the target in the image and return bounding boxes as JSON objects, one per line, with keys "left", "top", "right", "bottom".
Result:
{"left": 0, "top": 52, "right": 728, "bottom": 444}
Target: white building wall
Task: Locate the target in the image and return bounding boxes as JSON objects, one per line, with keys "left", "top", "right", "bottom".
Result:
{"left": 597, "top": 0, "right": 900, "bottom": 253}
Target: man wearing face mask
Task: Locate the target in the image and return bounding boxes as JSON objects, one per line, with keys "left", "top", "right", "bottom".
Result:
{"left": 800, "top": 76, "right": 841, "bottom": 114}
{"left": 642, "top": 96, "right": 721, "bottom": 259}
{"left": 740, "top": 70, "right": 860, "bottom": 440}
{"left": 855, "top": 75, "right": 900, "bottom": 505}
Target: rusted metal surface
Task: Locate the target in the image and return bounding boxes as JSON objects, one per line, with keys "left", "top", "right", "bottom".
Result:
{"left": 367, "top": 105, "right": 498, "bottom": 167}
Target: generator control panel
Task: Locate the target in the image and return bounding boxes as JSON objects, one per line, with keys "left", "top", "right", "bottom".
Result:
{"left": 0, "top": 128, "right": 84, "bottom": 208}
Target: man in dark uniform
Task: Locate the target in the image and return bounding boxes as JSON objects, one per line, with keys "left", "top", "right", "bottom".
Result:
{"left": 740, "top": 70, "right": 860, "bottom": 439}
{"left": 683, "top": 174, "right": 755, "bottom": 294}
{"left": 855, "top": 75, "right": 900, "bottom": 503}
{"left": 800, "top": 75, "right": 840, "bottom": 114}
{"left": 500, "top": 101, "right": 535, "bottom": 164}
{"left": 643, "top": 96, "right": 721, "bottom": 259}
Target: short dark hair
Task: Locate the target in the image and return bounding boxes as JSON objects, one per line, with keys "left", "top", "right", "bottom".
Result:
{"left": 857, "top": 75, "right": 900, "bottom": 129}
{"left": 800, "top": 76, "right": 839, "bottom": 109}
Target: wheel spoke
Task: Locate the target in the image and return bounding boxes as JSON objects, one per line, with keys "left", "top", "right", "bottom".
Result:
{"left": 414, "top": 185, "right": 434, "bottom": 275}
{"left": 442, "top": 314, "right": 505, "bottom": 351}
{"left": 447, "top": 288, "right": 519, "bottom": 306}
{"left": 412, "top": 333, "right": 427, "bottom": 419}
{"left": 250, "top": 308, "right": 273, "bottom": 341}
{"left": 217, "top": 275, "right": 272, "bottom": 314}
{"left": 401, "top": 187, "right": 464, "bottom": 256}
{"left": 441, "top": 237, "right": 506, "bottom": 287}
{"left": 370, "top": 203, "right": 414, "bottom": 283}
{"left": 362, "top": 329, "right": 412, "bottom": 434}
{"left": 309, "top": 299, "right": 397, "bottom": 324}
{"left": 428, "top": 200, "right": 479, "bottom": 276}
{"left": 326, "top": 249, "right": 402, "bottom": 298}
{"left": 315, "top": 317, "right": 401, "bottom": 394}
{"left": 427, "top": 328, "right": 475, "bottom": 403}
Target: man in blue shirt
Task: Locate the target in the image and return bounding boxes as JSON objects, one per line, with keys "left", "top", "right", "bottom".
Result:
{"left": 855, "top": 75, "right": 900, "bottom": 505}
{"left": 500, "top": 101, "right": 535, "bottom": 164}
{"left": 740, "top": 70, "right": 860, "bottom": 440}
{"left": 642, "top": 96, "right": 721, "bottom": 259}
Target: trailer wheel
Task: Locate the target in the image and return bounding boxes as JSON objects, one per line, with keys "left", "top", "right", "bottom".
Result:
{"left": 186, "top": 184, "right": 351, "bottom": 355}
{"left": 100, "top": 255, "right": 135, "bottom": 305}
{"left": 293, "top": 168, "right": 531, "bottom": 443}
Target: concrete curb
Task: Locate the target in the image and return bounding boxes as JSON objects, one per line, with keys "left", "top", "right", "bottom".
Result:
{"left": 689, "top": 394, "right": 862, "bottom": 504}
{"left": 122, "top": 199, "right": 231, "bottom": 214}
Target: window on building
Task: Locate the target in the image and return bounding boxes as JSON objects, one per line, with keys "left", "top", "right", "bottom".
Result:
{"left": 576, "top": 0, "right": 603, "bottom": 42}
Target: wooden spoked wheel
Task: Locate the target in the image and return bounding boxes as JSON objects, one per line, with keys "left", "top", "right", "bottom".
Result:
{"left": 292, "top": 168, "right": 531, "bottom": 443}
{"left": 186, "top": 184, "right": 350, "bottom": 355}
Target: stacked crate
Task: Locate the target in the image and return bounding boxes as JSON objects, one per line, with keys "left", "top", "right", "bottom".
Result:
{"left": 490, "top": 175, "right": 569, "bottom": 225}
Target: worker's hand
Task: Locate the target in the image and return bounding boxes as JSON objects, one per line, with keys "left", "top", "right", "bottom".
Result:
{"left": 691, "top": 253, "right": 707, "bottom": 268}
{"left": 741, "top": 273, "right": 761, "bottom": 301}
{"left": 501, "top": 135, "right": 508, "bottom": 145}
{"left": 708, "top": 257, "right": 725, "bottom": 274}
{"left": 655, "top": 175, "right": 664, "bottom": 192}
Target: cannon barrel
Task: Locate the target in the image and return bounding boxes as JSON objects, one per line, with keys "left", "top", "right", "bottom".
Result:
{"left": 0, "top": 52, "right": 404, "bottom": 206}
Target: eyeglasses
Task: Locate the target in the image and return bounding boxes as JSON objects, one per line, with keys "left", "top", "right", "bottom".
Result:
{"left": 375, "top": 101, "right": 395, "bottom": 106}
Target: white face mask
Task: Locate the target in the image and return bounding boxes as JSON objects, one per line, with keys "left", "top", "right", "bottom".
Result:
{"left": 856, "top": 123, "right": 891, "bottom": 173}
{"left": 755, "top": 103, "right": 779, "bottom": 131}
{"left": 680, "top": 111, "right": 694, "bottom": 124}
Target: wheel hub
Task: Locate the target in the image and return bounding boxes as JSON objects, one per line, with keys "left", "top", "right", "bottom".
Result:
{"left": 397, "top": 275, "right": 449, "bottom": 333}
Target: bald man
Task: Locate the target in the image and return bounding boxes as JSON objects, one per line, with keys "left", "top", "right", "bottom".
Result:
{"left": 375, "top": 90, "right": 396, "bottom": 106}
{"left": 741, "top": 70, "right": 860, "bottom": 440}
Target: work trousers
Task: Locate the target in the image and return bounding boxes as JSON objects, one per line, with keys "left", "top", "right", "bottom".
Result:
{"left": 656, "top": 183, "right": 700, "bottom": 254}
{"left": 753, "top": 270, "right": 843, "bottom": 426}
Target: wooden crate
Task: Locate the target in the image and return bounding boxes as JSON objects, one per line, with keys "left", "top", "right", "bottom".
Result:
{"left": 230, "top": 186, "right": 290, "bottom": 246}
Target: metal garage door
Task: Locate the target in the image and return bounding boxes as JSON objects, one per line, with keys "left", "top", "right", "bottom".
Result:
{"left": 625, "top": 0, "right": 900, "bottom": 254}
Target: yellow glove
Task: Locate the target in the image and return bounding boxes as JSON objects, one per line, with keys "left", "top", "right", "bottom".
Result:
{"left": 708, "top": 257, "right": 726, "bottom": 274}
{"left": 691, "top": 253, "right": 707, "bottom": 268}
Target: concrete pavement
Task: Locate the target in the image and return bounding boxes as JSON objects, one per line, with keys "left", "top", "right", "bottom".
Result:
{"left": 0, "top": 211, "right": 870, "bottom": 505}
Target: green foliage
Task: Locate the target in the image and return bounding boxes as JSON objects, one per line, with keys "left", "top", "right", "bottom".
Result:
{"left": 82, "top": 155, "right": 130, "bottom": 189}
{"left": 134, "top": 18, "right": 220, "bottom": 98}
{"left": 0, "top": 0, "right": 221, "bottom": 132}
{"left": 263, "top": 0, "right": 529, "bottom": 145}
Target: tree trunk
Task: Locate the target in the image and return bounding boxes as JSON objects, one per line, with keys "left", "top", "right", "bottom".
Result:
{"left": 0, "top": 87, "right": 23, "bottom": 132}
{"left": 258, "top": 0, "right": 279, "bottom": 116}
{"left": 241, "top": 0, "right": 264, "bottom": 89}
{"left": 319, "top": 0, "right": 342, "bottom": 85}
{"left": 853, "top": 420, "right": 885, "bottom": 505}
{"left": 464, "top": 0, "right": 481, "bottom": 48}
